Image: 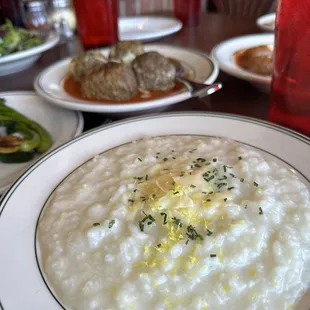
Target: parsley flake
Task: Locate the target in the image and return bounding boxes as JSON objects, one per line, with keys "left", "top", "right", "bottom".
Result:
{"left": 206, "top": 229, "right": 213, "bottom": 236}
{"left": 108, "top": 220, "right": 115, "bottom": 228}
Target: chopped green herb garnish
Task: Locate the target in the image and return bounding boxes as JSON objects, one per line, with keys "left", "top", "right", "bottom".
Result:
{"left": 195, "top": 163, "right": 201, "bottom": 168}
{"left": 108, "top": 219, "right": 115, "bottom": 228}
{"left": 138, "top": 157, "right": 142, "bottom": 162}
{"left": 190, "top": 184, "right": 196, "bottom": 188}
{"left": 186, "top": 225, "right": 203, "bottom": 241}
{"left": 204, "top": 175, "right": 215, "bottom": 182}
{"left": 207, "top": 199, "right": 212, "bottom": 202}
{"left": 244, "top": 205, "right": 248, "bottom": 209}
{"left": 172, "top": 157, "right": 176, "bottom": 159}
{"left": 145, "top": 174, "right": 148, "bottom": 181}
{"left": 238, "top": 156, "right": 243, "bottom": 160}
{"left": 128, "top": 199, "right": 134, "bottom": 203}
{"left": 205, "top": 162, "right": 211, "bottom": 166}
{"left": 152, "top": 194, "right": 156, "bottom": 198}
{"left": 157, "top": 244, "right": 162, "bottom": 248}
{"left": 197, "top": 158, "right": 206, "bottom": 163}
{"left": 223, "top": 165, "right": 232, "bottom": 172}
{"left": 172, "top": 181, "right": 176, "bottom": 186}
{"left": 206, "top": 229, "right": 213, "bottom": 236}
{"left": 173, "top": 191, "right": 180, "bottom": 195}
{"left": 171, "top": 150, "right": 175, "bottom": 152}
{"left": 180, "top": 171, "right": 185, "bottom": 176}
{"left": 230, "top": 173, "right": 236, "bottom": 178}
{"left": 156, "top": 152, "right": 160, "bottom": 155}
{"left": 217, "top": 182, "right": 227, "bottom": 189}
{"left": 224, "top": 198, "right": 228, "bottom": 202}
{"left": 163, "top": 158, "right": 168, "bottom": 162}
{"left": 148, "top": 214, "right": 155, "bottom": 222}
{"left": 189, "top": 148, "right": 197, "bottom": 153}
{"left": 139, "top": 221, "right": 144, "bottom": 232}
{"left": 259, "top": 207, "right": 263, "bottom": 215}
{"left": 133, "top": 189, "right": 138, "bottom": 193}
{"left": 254, "top": 182, "right": 259, "bottom": 187}
{"left": 202, "top": 191, "right": 207, "bottom": 194}
{"left": 240, "top": 178, "right": 244, "bottom": 182}
{"left": 156, "top": 156, "right": 159, "bottom": 159}
{"left": 213, "top": 158, "right": 217, "bottom": 162}
{"left": 172, "top": 217, "right": 183, "bottom": 227}
{"left": 228, "top": 187, "right": 235, "bottom": 191}
{"left": 185, "top": 239, "right": 189, "bottom": 245}
{"left": 93, "top": 222, "right": 100, "bottom": 227}
{"left": 210, "top": 254, "right": 217, "bottom": 258}
{"left": 160, "top": 212, "right": 168, "bottom": 225}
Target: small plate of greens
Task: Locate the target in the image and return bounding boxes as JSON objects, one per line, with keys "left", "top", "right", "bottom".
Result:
{"left": 0, "top": 20, "right": 59, "bottom": 75}
{"left": 0, "top": 91, "right": 83, "bottom": 193}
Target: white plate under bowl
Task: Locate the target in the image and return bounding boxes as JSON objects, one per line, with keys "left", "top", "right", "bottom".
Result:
{"left": 211, "top": 33, "right": 274, "bottom": 93}
{"left": 0, "top": 91, "right": 83, "bottom": 194}
{"left": 118, "top": 16, "right": 183, "bottom": 41}
{"left": 0, "top": 112, "right": 310, "bottom": 309}
{"left": 0, "top": 32, "right": 59, "bottom": 76}
{"left": 34, "top": 44, "right": 219, "bottom": 115}
{"left": 256, "top": 13, "right": 276, "bottom": 32}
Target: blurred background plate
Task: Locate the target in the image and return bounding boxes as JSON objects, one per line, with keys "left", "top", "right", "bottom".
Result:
{"left": 0, "top": 91, "right": 83, "bottom": 194}
{"left": 211, "top": 33, "right": 274, "bottom": 93}
{"left": 256, "top": 13, "right": 276, "bottom": 32}
{"left": 118, "top": 16, "right": 183, "bottom": 41}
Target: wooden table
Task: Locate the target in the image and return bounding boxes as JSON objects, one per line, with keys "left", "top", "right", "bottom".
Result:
{"left": 0, "top": 13, "right": 270, "bottom": 131}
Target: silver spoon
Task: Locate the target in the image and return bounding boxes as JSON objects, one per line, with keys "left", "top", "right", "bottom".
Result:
{"left": 171, "top": 59, "right": 223, "bottom": 98}
{"left": 176, "top": 76, "right": 223, "bottom": 98}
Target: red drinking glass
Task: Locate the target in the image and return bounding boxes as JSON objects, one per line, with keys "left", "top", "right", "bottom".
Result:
{"left": 174, "top": 0, "right": 201, "bottom": 27}
{"left": 269, "top": 0, "right": 310, "bottom": 136}
{"left": 73, "top": 0, "right": 118, "bottom": 48}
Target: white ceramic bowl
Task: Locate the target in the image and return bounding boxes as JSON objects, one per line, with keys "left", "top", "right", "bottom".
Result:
{"left": 0, "top": 32, "right": 59, "bottom": 76}
{"left": 211, "top": 34, "right": 274, "bottom": 93}
{"left": 34, "top": 44, "right": 219, "bottom": 116}
{"left": 0, "top": 112, "right": 310, "bottom": 309}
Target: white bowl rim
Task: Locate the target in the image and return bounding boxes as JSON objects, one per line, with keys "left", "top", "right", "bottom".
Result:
{"left": 0, "top": 32, "right": 60, "bottom": 64}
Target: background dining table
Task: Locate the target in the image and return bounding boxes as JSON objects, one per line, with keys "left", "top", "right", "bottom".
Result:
{"left": 0, "top": 12, "right": 270, "bottom": 132}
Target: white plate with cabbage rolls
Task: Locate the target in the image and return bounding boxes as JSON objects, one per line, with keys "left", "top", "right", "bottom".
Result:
{"left": 34, "top": 42, "right": 219, "bottom": 115}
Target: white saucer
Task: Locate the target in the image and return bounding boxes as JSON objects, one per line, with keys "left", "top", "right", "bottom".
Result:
{"left": 0, "top": 91, "right": 83, "bottom": 194}
{"left": 118, "top": 16, "right": 182, "bottom": 41}
{"left": 34, "top": 44, "right": 219, "bottom": 115}
{"left": 211, "top": 33, "right": 274, "bottom": 93}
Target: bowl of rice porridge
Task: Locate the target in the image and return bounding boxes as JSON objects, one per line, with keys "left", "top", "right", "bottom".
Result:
{"left": 0, "top": 113, "right": 310, "bottom": 310}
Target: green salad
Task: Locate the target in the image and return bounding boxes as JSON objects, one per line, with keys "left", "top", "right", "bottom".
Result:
{"left": 0, "top": 19, "right": 42, "bottom": 57}
{"left": 0, "top": 98, "right": 52, "bottom": 163}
